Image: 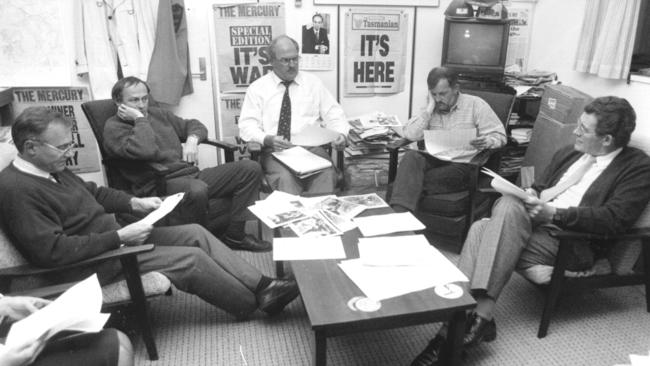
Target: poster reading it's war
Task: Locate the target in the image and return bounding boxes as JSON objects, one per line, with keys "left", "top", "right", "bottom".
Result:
{"left": 344, "top": 9, "right": 408, "bottom": 95}
{"left": 213, "top": 2, "right": 285, "bottom": 93}
{"left": 12, "top": 87, "right": 100, "bottom": 174}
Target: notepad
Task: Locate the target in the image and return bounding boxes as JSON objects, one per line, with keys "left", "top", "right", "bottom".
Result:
{"left": 272, "top": 146, "right": 332, "bottom": 178}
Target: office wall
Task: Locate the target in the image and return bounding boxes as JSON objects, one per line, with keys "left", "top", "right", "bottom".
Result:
{"left": 527, "top": 0, "right": 650, "bottom": 146}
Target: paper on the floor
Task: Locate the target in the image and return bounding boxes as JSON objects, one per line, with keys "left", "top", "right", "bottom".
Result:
{"left": 353, "top": 212, "right": 425, "bottom": 236}
{"left": 338, "top": 246, "right": 468, "bottom": 301}
{"left": 273, "top": 236, "right": 346, "bottom": 261}
{"left": 140, "top": 192, "right": 185, "bottom": 225}
{"left": 5, "top": 274, "right": 109, "bottom": 348}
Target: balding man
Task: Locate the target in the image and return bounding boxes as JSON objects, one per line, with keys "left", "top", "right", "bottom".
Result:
{"left": 239, "top": 35, "right": 349, "bottom": 195}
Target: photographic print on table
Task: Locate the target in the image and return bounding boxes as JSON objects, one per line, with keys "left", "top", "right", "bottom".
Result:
{"left": 340, "top": 193, "right": 388, "bottom": 209}
{"left": 319, "top": 197, "right": 365, "bottom": 219}
{"left": 289, "top": 213, "right": 342, "bottom": 238}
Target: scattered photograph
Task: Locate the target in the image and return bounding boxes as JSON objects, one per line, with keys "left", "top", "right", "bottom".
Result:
{"left": 340, "top": 193, "right": 389, "bottom": 209}
{"left": 319, "top": 197, "right": 365, "bottom": 219}
{"left": 289, "top": 213, "right": 342, "bottom": 238}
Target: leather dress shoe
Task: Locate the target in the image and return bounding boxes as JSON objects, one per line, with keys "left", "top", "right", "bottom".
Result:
{"left": 463, "top": 313, "right": 496, "bottom": 347}
{"left": 222, "top": 234, "right": 272, "bottom": 252}
{"left": 256, "top": 279, "right": 300, "bottom": 315}
{"left": 410, "top": 334, "right": 447, "bottom": 366}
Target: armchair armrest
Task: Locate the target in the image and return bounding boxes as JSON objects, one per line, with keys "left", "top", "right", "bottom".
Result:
{"left": 0, "top": 244, "right": 155, "bottom": 277}
{"left": 387, "top": 138, "right": 414, "bottom": 183}
{"left": 551, "top": 228, "right": 650, "bottom": 243}
{"left": 202, "top": 139, "right": 238, "bottom": 163}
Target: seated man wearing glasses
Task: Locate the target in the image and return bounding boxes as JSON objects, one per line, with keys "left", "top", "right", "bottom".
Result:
{"left": 239, "top": 35, "right": 349, "bottom": 195}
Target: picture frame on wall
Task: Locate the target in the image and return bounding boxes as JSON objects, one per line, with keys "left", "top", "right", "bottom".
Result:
{"left": 314, "top": 0, "right": 438, "bottom": 6}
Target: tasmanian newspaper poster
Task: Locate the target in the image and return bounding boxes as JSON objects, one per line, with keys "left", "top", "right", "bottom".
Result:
{"left": 12, "top": 87, "right": 100, "bottom": 173}
{"left": 344, "top": 9, "right": 408, "bottom": 94}
{"left": 219, "top": 94, "right": 250, "bottom": 160}
{"left": 213, "top": 3, "right": 285, "bottom": 93}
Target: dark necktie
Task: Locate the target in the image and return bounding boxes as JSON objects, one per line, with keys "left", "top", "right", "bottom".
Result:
{"left": 277, "top": 80, "right": 292, "bottom": 141}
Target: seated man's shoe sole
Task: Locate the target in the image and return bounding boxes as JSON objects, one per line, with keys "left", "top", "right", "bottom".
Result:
{"left": 411, "top": 334, "right": 446, "bottom": 366}
{"left": 257, "top": 279, "right": 300, "bottom": 316}
{"left": 222, "top": 234, "right": 272, "bottom": 252}
{"left": 463, "top": 314, "right": 496, "bottom": 348}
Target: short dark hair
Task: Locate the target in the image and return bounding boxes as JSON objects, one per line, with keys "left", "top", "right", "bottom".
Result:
{"left": 12, "top": 107, "right": 72, "bottom": 153}
{"left": 313, "top": 13, "right": 324, "bottom": 22}
{"left": 269, "top": 35, "right": 300, "bottom": 61}
{"left": 426, "top": 67, "right": 459, "bottom": 90}
{"left": 584, "top": 96, "right": 636, "bottom": 148}
{"left": 111, "top": 76, "right": 150, "bottom": 103}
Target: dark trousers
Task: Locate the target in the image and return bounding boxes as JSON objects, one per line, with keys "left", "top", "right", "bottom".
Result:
{"left": 389, "top": 150, "right": 472, "bottom": 211}
{"left": 165, "top": 160, "right": 262, "bottom": 230}
{"left": 32, "top": 329, "right": 119, "bottom": 366}
{"left": 100, "top": 224, "right": 263, "bottom": 318}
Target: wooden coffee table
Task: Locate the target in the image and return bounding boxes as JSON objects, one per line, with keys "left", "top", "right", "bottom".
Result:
{"left": 282, "top": 208, "right": 476, "bottom": 366}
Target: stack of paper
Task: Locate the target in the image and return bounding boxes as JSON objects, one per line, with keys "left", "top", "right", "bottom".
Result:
{"left": 338, "top": 234, "right": 468, "bottom": 300}
{"left": 4, "top": 274, "right": 109, "bottom": 349}
{"left": 272, "top": 146, "right": 332, "bottom": 178}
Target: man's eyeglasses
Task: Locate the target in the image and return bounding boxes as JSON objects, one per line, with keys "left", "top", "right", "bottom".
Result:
{"left": 33, "top": 140, "right": 78, "bottom": 154}
{"left": 278, "top": 56, "right": 300, "bottom": 66}
{"left": 574, "top": 123, "right": 599, "bottom": 136}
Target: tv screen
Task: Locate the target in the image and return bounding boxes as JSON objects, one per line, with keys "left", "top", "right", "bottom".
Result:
{"left": 441, "top": 19, "right": 510, "bottom": 77}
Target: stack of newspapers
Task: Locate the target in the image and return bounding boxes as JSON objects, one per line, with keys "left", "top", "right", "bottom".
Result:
{"left": 346, "top": 112, "right": 401, "bottom": 158}
{"left": 248, "top": 191, "right": 389, "bottom": 238}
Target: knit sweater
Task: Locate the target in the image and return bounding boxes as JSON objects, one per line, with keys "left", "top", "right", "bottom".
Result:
{"left": 0, "top": 165, "right": 133, "bottom": 267}
{"left": 102, "top": 106, "right": 208, "bottom": 195}
{"left": 532, "top": 145, "right": 650, "bottom": 235}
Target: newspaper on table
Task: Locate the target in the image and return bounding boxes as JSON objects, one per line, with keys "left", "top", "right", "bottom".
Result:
{"left": 423, "top": 128, "right": 479, "bottom": 163}
{"left": 338, "top": 234, "right": 468, "bottom": 300}
{"left": 481, "top": 167, "right": 533, "bottom": 201}
{"left": 4, "top": 274, "right": 109, "bottom": 348}
{"left": 248, "top": 200, "right": 309, "bottom": 229}
{"left": 288, "top": 210, "right": 343, "bottom": 238}
{"left": 339, "top": 193, "right": 388, "bottom": 209}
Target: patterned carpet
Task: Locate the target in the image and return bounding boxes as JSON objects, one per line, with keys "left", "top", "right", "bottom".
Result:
{"left": 133, "top": 245, "right": 650, "bottom": 366}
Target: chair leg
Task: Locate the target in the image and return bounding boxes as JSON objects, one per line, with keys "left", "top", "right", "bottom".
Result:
{"left": 643, "top": 239, "right": 650, "bottom": 313}
{"left": 120, "top": 255, "right": 159, "bottom": 361}
{"left": 538, "top": 238, "right": 571, "bottom": 338}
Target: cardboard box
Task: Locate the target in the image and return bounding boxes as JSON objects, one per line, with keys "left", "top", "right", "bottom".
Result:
{"left": 539, "top": 84, "right": 592, "bottom": 124}
{"left": 522, "top": 112, "right": 578, "bottom": 180}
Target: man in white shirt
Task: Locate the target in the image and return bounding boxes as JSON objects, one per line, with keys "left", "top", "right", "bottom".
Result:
{"left": 410, "top": 96, "right": 650, "bottom": 366}
{"left": 239, "top": 35, "right": 348, "bottom": 195}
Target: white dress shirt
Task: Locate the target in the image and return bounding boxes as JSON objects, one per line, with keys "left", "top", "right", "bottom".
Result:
{"left": 238, "top": 71, "right": 349, "bottom": 144}
{"left": 13, "top": 155, "right": 54, "bottom": 181}
{"left": 550, "top": 148, "right": 622, "bottom": 209}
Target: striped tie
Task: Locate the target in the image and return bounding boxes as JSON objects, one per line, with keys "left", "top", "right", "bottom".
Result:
{"left": 277, "top": 81, "right": 292, "bottom": 141}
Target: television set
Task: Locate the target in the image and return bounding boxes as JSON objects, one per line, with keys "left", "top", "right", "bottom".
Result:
{"left": 441, "top": 18, "right": 510, "bottom": 79}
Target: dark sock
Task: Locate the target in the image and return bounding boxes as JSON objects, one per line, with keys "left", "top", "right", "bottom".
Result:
{"left": 224, "top": 221, "right": 246, "bottom": 241}
{"left": 255, "top": 276, "right": 273, "bottom": 293}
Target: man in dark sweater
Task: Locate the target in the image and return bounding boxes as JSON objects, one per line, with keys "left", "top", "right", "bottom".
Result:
{"left": 0, "top": 107, "right": 299, "bottom": 319}
{"left": 411, "top": 96, "right": 650, "bottom": 366}
{"left": 102, "top": 76, "right": 269, "bottom": 252}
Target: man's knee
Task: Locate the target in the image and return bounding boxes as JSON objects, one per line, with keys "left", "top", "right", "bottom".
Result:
{"left": 493, "top": 195, "right": 527, "bottom": 215}
{"left": 399, "top": 150, "right": 425, "bottom": 168}
{"left": 183, "top": 179, "right": 209, "bottom": 201}
{"left": 235, "top": 159, "right": 263, "bottom": 179}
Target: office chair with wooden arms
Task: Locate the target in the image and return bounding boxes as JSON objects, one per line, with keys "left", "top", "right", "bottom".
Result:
{"left": 81, "top": 99, "right": 239, "bottom": 233}
{"left": 386, "top": 87, "right": 517, "bottom": 252}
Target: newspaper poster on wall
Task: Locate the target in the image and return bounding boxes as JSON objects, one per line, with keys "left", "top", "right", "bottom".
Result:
{"left": 11, "top": 87, "right": 100, "bottom": 174}
{"left": 213, "top": 2, "right": 285, "bottom": 93}
{"left": 504, "top": 1, "right": 533, "bottom": 72}
{"left": 344, "top": 8, "right": 408, "bottom": 95}
{"left": 300, "top": 12, "right": 334, "bottom": 71}
{"left": 219, "top": 94, "right": 250, "bottom": 160}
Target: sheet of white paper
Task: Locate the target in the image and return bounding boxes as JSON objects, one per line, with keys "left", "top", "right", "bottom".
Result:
{"left": 358, "top": 234, "right": 436, "bottom": 266}
{"left": 273, "top": 237, "right": 346, "bottom": 261}
{"left": 338, "top": 253, "right": 468, "bottom": 301}
{"left": 353, "top": 212, "right": 425, "bottom": 237}
{"left": 272, "top": 146, "right": 333, "bottom": 176}
{"left": 6, "top": 274, "right": 108, "bottom": 348}
{"left": 424, "top": 129, "right": 478, "bottom": 162}
{"left": 140, "top": 192, "right": 185, "bottom": 225}
{"left": 291, "top": 124, "right": 341, "bottom": 146}
{"left": 481, "top": 168, "right": 532, "bottom": 201}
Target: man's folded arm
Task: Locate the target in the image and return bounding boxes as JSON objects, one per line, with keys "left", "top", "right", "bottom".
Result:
{"left": 103, "top": 116, "right": 158, "bottom": 160}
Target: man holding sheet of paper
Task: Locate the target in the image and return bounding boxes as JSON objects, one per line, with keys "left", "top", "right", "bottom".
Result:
{"left": 239, "top": 35, "right": 349, "bottom": 195}
{"left": 410, "top": 97, "right": 650, "bottom": 365}
{"left": 0, "top": 107, "right": 300, "bottom": 320}
{"left": 389, "top": 67, "right": 506, "bottom": 213}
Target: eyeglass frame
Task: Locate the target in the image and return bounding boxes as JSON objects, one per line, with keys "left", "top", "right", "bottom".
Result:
{"left": 574, "top": 121, "right": 602, "bottom": 136}
{"left": 30, "top": 139, "right": 78, "bottom": 155}
{"left": 277, "top": 56, "right": 301, "bottom": 66}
